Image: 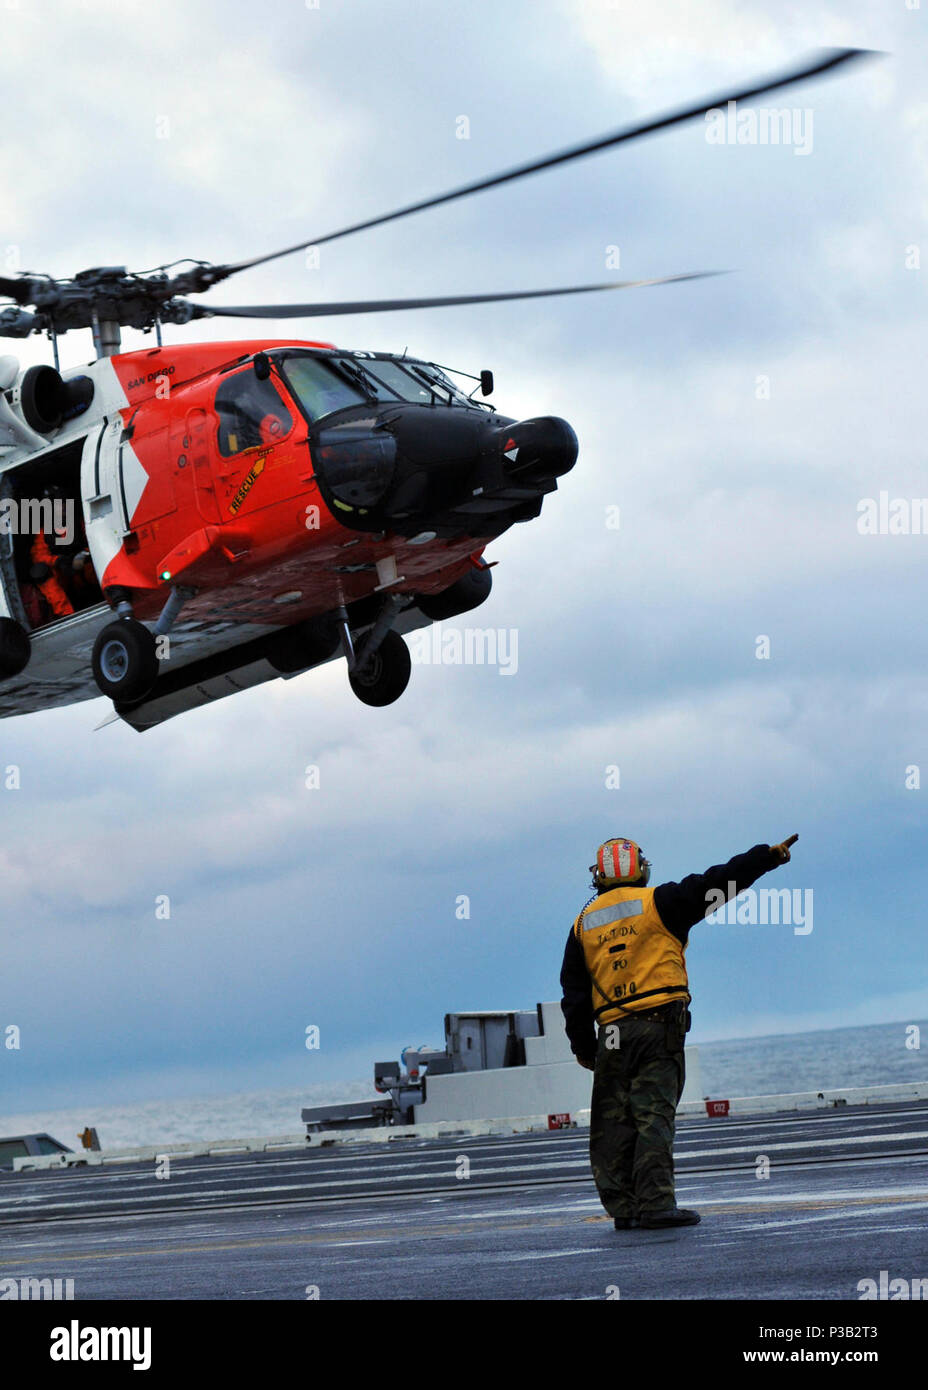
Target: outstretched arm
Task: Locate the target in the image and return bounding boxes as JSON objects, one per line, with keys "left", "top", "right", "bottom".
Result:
{"left": 654, "top": 834, "right": 799, "bottom": 944}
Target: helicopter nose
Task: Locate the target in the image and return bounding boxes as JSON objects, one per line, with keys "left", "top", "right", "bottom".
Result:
{"left": 311, "top": 405, "right": 578, "bottom": 538}
{"left": 494, "top": 416, "right": 578, "bottom": 484}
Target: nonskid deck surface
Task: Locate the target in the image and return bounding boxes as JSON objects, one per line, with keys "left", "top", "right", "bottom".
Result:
{"left": 1, "top": 1101, "right": 925, "bottom": 1299}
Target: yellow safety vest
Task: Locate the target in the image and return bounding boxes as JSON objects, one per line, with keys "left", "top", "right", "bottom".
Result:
{"left": 573, "top": 886, "right": 690, "bottom": 1025}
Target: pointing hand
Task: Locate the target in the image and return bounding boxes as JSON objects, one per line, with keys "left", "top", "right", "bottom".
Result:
{"left": 770, "top": 833, "right": 799, "bottom": 864}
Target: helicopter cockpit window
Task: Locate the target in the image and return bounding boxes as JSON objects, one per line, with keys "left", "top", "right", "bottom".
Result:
{"left": 425, "top": 365, "right": 476, "bottom": 406}
{"left": 216, "top": 371, "right": 294, "bottom": 457}
{"left": 408, "top": 364, "right": 459, "bottom": 404}
{"left": 280, "top": 356, "right": 368, "bottom": 424}
{"left": 333, "top": 359, "right": 400, "bottom": 403}
{"left": 360, "top": 359, "right": 437, "bottom": 405}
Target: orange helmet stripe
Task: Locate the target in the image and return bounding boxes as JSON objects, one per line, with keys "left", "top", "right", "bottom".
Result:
{"left": 596, "top": 839, "right": 641, "bottom": 884}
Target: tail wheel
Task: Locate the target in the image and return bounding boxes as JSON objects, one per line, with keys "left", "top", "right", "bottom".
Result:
{"left": 348, "top": 630, "right": 411, "bottom": 707}
{"left": 92, "top": 619, "right": 158, "bottom": 702}
{"left": 0, "top": 618, "right": 31, "bottom": 679}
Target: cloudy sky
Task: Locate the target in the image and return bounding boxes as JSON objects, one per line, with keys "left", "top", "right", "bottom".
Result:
{"left": 1, "top": 0, "right": 926, "bottom": 1118}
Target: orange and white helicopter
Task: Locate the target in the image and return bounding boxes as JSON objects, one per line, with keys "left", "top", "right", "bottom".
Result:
{"left": 0, "top": 50, "right": 866, "bottom": 730}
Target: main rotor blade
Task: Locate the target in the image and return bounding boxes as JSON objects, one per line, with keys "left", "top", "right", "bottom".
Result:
{"left": 218, "top": 48, "right": 873, "bottom": 280}
{"left": 188, "top": 271, "right": 720, "bottom": 320}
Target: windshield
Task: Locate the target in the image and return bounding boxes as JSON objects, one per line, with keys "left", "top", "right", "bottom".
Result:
{"left": 360, "top": 358, "right": 436, "bottom": 405}
{"left": 279, "top": 351, "right": 485, "bottom": 421}
{"left": 409, "top": 361, "right": 470, "bottom": 405}
{"left": 362, "top": 356, "right": 481, "bottom": 407}
{"left": 279, "top": 356, "right": 368, "bottom": 423}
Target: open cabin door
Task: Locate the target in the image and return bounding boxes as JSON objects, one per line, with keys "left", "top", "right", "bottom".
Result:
{"left": 0, "top": 436, "right": 103, "bottom": 632}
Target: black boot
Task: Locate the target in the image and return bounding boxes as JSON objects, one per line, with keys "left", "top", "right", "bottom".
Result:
{"left": 637, "top": 1207, "right": 700, "bottom": 1228}
{"left": 613, "top": 1216, "right": 638, "bottom": 1230}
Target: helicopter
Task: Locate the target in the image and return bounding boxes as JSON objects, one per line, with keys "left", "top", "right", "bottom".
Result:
{"left": 0, "top": 49, "right": 868, "bottom": 731}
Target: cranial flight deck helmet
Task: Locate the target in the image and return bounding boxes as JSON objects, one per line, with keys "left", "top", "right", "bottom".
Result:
{"left": 591, "top": 838, "right": 651, "bottom": 889}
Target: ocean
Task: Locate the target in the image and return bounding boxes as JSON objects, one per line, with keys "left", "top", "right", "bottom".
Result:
{"left": 2, "top": 1017, "right": 925, "bottom": 1152}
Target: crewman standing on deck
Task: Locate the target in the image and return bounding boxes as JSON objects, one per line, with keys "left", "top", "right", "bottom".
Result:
{"left": 560, "top": 833, "right": 798, "bottom": 1230}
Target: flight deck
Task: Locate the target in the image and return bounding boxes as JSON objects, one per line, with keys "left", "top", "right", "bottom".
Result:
{"left": 2, "top": 1100, "right": 925, "bottom": 1301}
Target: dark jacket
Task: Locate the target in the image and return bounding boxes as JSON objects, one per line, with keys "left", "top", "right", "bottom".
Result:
{"left": 559, "top": 843, "right": 778, "bottom": 1060}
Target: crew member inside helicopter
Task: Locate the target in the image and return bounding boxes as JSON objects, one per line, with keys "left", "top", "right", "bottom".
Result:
{"left": 28, "top": 512, "right": 74, "bottom": 620}
{"left": 216, "top": 370, "right": 293, "bottom": 456}
{"left": 23, "top": 487, "right": 96, "bottom": 625}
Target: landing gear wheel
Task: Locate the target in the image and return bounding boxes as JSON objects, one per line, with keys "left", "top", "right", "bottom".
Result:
{"left": 348, "top": 630, "right": 411, "bottom": 707}
{"left": 0, "top": 618, "right": 31, "bottom": 679}
{"left": 92, "top": 619, "right": 158, "bottom": 702}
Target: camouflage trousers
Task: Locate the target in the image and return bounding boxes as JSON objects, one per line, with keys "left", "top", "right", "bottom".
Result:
{"left": 589, "top": 1008, "right": 686, "bottom": 1218}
